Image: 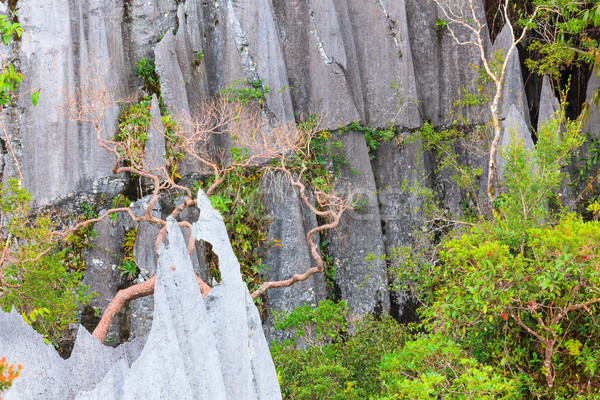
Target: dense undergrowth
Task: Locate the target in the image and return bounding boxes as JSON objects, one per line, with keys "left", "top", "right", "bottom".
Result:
{"left": 271, "top": 100, "right": 600, "bottom": 399}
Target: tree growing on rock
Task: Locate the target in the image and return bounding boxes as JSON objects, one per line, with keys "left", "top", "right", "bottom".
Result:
{"left": 61, "top": 70, "right": 356, "bottom": 342}
{"left": 432, "top": 0, "right": 543, "bottom": 203}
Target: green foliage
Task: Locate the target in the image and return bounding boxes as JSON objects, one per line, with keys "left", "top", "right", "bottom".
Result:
{"left": 134, "top": 57, "right": 160, "bottom": 95}
{"left": 0, "top": 14, "right": 22, "bottom": 46}
{"left": 0, "top": 14, "right": 37, "bottom": 108}
{"left": 273, "top": 300, "right": 349, "bottom": 345}
{"left": 217, "top": 78, "right": 270, "bottom": 104}
{"left": 338, "top": 121, "right": 398, "bottom": 159}
{"left": 435, "top": 18, "right": 447, "bottom": 31}
{"left": 496, "top": 102, "right": 583, "bottom": 249}
{"left": 160, "top": 113, "right": 184, "bottom": 179}
{"left": 115, "top": 96, "right": 152, "bottom": 168}
{"left": 197, "top": 160, "right": 270, "bottom": 291}
{"left": 272, "top": 300, "right": 410, "bottom": 399}
{"left": 391, "top": 107, "right": 597, "bottom": 394}
{"left": 191, "top": 51, "right": 205, "bottom": 67}
{"left": 284, "top": 118, "right": 348, "bottom": 194}
{"left": 525, "top": 1, "right": 600, "bottom": 79}
{"left": 0, "top": 179, "right": 92, "bottom": 347}
{"left": 119, "top": 229, "right": 138, "bottom": 279}
{"left": 376, "top": 333, "right": 518, "bottom": 399}
{"left": 62, "top": 202, "right": 97, "bottom": 272}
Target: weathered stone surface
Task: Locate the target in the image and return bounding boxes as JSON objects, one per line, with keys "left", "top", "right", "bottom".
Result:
{"left": 492, "top": 24, "right": 531, "bottom": 126}
{"left": 193, "top": 190, "right": 282, "bottom": 399}
{"left": 232, "top": 0, "right": 294, "bottom": 123}
{"left": 4, "top": 198, "right": 281, "bottom": 399}
{"left": 127, "top": 0, "right": 178, "bottom": 68}
{"left": 1, "top": 310, "right": 144, "bottom": 399}
{"left": 538, "top": 75, "right": 559, "bottom": 130}
{"left": 271, "top": 0, "right": 360, "bottom": 128}
{"left": 405, "top": 0, "right": 491, "bottom": 125}
{"left": 142, "top": 94, "right": 166, "bottom": 172}
{"left": 128, "top": 205, "right": 210, "bottom": 341}
{"left": 344, "top": 0, "right": 421, "bottom": 128}
{"left": 328, "top": 131, "right": 389, "bottom": 317}
{"left": 81, "top": 214, "right": 131, "bottom": 346}
{"left": 371, "top": 138, "right": 432, "bottom": 320}
{"left": 17, "top": 0, "right": 127, "bottom": 204}
{"left": 498, "top": 104, "right": 534, "bottom": 180}
{"left": 585, "top": 72, "right": 600, "bottom": 134}
{"left": 260, "top": 172, "right": 327, "bottom": 341}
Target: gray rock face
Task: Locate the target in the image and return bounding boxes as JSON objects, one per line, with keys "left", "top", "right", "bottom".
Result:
{"left": 405, "top": 0, "right": 491, "bottom": 125}
{"left": 260, "top": 172, "right": 327, "bottom": 340}
{"left": 585, "top": 72, "right": 600, "bottom": 134}
{"left": 16, "top": 0, "right": 126, "bottom": 204}
{"left": 491, "top": 24, "right": 531, "bottom": 126}
{"left": 82, "top": 214, "right": 131, "bottom": 346}
{"left": 498, "top": 104, "right": 535, "bottom": 181}
{"left": 329, "top": 131, "right": 389, "bottom": 317}
{"left": 3, "top": 193, "right": 281, "bottom": 400}
{"left": 538, "top": 75, "right": 559, "bottom": 131}
{"left": 126, "top": 0, "right": 178, "bottom": 67}
{"left": 371, "top": 139, "right": 431, "bottom": 319}
{"left": 142, "top": 95, "right": 166, "bottom": 172}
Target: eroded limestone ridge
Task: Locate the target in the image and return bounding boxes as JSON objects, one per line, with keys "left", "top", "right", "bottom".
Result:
{"left": 0, "top": 189, "right": 282, "bottom": 400}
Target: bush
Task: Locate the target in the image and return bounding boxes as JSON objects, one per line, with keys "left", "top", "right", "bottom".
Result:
{"left": 0, "top": 179, "right": 92, "bottom": 347}
{"left": 376, "top": 333, "right": 518, "bottom": 399}
{"left": 271, "top": 300, "right": 410, "bottom": 399}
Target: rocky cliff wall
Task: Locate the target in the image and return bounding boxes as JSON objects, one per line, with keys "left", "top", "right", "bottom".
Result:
{"left": 1, "top": 0, "right": 595, "bottom": 344}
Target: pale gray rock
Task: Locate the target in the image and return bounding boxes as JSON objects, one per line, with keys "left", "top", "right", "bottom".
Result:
{"left": 127, "top": 0, "right": 178, "bottom": 67}
{"left": 142, "top": 95, "right": 166, "bottom": 172}
{"left": 193, "top": 190, "right": 282, "bottom": 399}
{"left": 16, "top": 0, "right": 126, "bottom": 204}
{"left": 128, "top": 206, "right": 210, "bottom": 341}
{"left": 344, "top": 0, "right": 421, "bottom": 128}
{"left": 405, "top": 0, "right": 491, "bottom": 125}
{"left": 498, "top": 104, "right": 535, "bottom": 181}
{"left": 492, "top": 24, "right": 531, "bottom": 126}
{"left": 233, "top": 0, "right": 295, "bottom": 123}
{"left": 4, "top": 196, "right": 282, "bottom": 400}
{"left": 538, "top": 75, "right": 559, "bottom": 130}
{"left": 260, "top": 172, "right": 327, "bottom": 341}
{"left": 1, "top": 310, "right": 143, "bottom": 399}
{"left": 585, "top": 72, "right": 600, "bottom": 134}
{"left": 328, "top": 132, "right": 389, "bottom": 317}
{"left": 271, "top": 0, "right": 360, "bottom": 128}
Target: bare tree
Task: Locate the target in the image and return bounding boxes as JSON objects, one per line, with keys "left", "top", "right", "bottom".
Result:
{"left": 61, "top": 72, "right": 355, "bottom": 342}
{"left": 433, "top": 0, "right": 542, "bottom": 203}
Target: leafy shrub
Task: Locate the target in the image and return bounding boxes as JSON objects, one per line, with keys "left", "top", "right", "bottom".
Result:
{"left": 376, "top": 333, "right": 518, "bottom": 399}
{"left": 271, "top": 300, "right": 410, "bottom": 398}
{"left": 134, "top": 58, "right": 160, "bottom": 95}
{"left": 0, "top": 179, "right": 92, "bottom": 347}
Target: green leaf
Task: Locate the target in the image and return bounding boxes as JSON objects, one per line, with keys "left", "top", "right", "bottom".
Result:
{"left": 31, "top": 91, "right": 39, "bottom": 106}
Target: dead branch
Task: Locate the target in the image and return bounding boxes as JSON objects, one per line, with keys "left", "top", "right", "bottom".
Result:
{"left": 62, "top": 70, "right": 354, "bottom": 342}
{"left": 433, "top": 0, "right": 542, "bottom": 204}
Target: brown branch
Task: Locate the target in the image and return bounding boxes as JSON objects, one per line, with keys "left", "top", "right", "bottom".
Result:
{"left": 92, "top": 274, "right": 211, "bottom": 342}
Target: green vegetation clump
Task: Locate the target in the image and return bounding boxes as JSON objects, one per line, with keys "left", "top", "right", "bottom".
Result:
{"left": 217, "top": 77, "right": 270, "bottom": 104}
{"left": 0, "top": 179, "right": 92, "bottom": 347}
{"left": 272, "top": 300, "right": 410, "bottom": 399}
{"left": 119, "top": 228, "right": 138, "bottom": 279}
{"left": 197, "top": 161, "right": 269, "bottom": 292}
